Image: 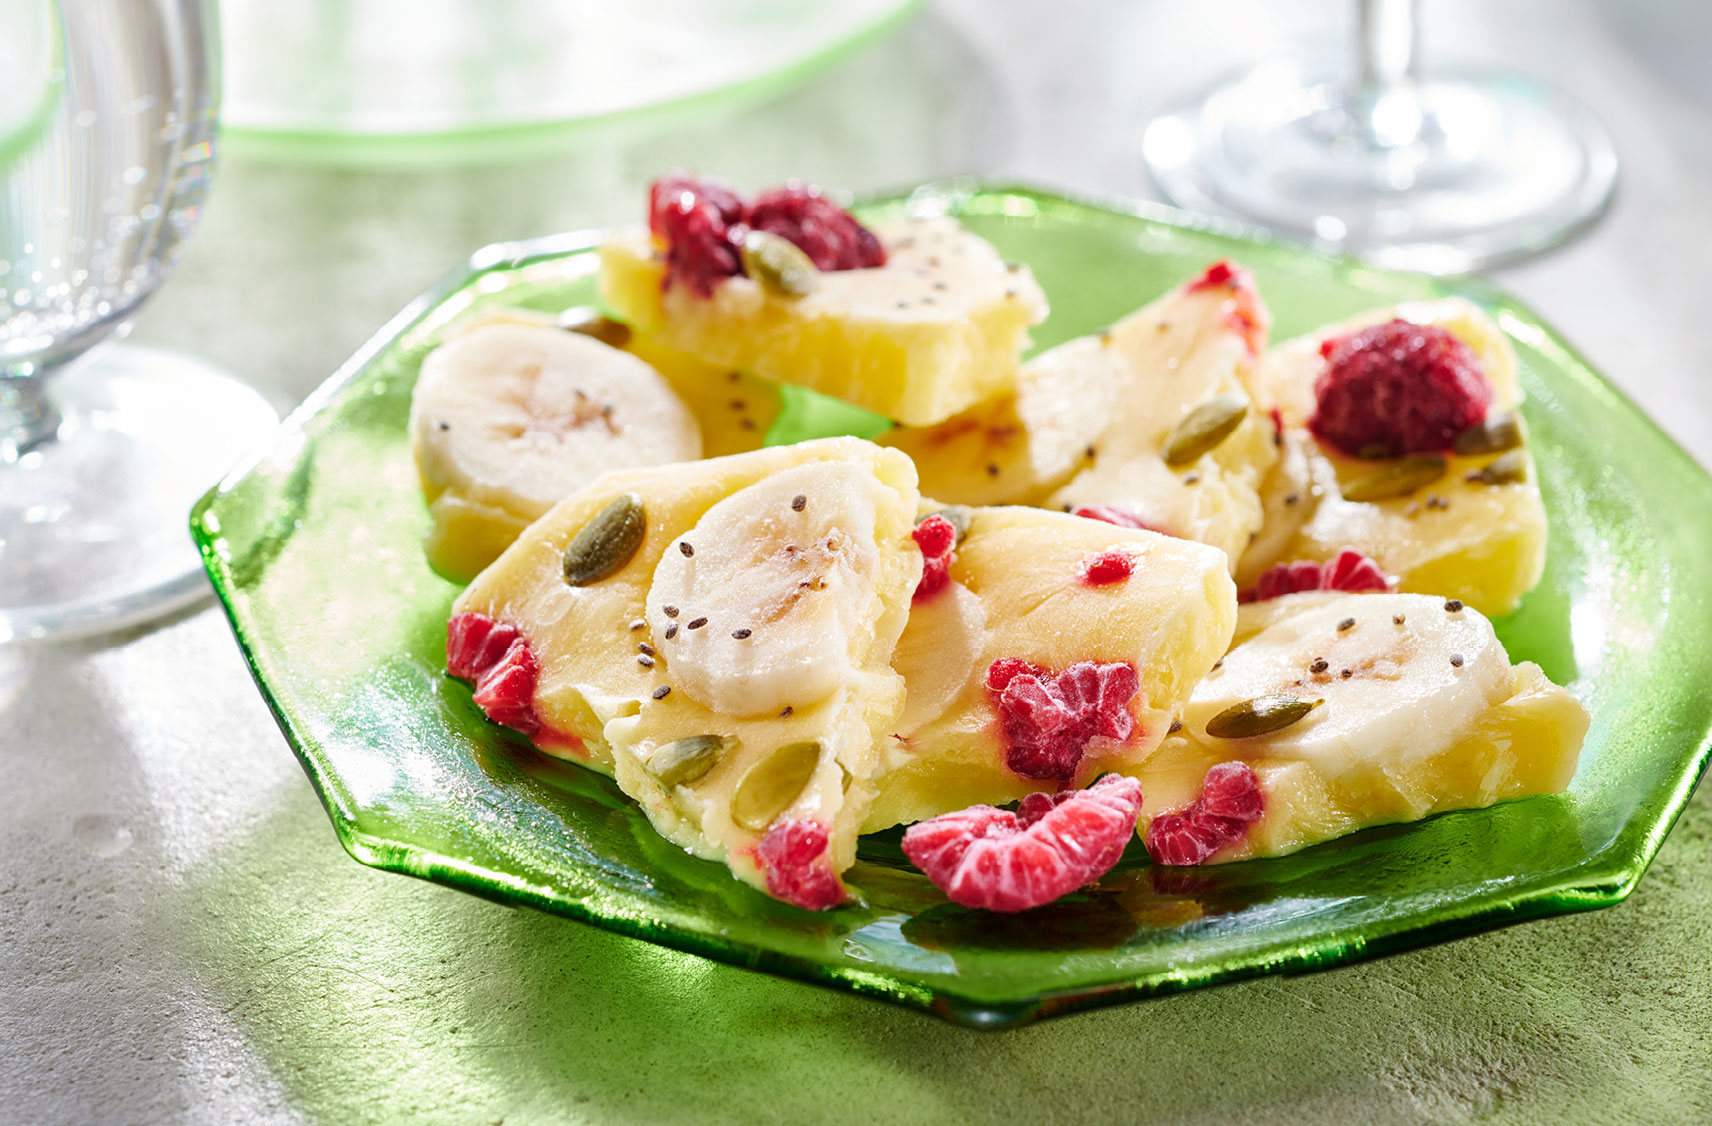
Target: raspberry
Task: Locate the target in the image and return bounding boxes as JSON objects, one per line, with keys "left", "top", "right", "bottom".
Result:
{"left": 1186, "top": 259, "right": 1266, "bottom": 355}
{"left": 649, "top": 178, "right": 745, "bottom": 298}
{"left": 1144, "top": 761, "right": 1264, "bottom": 866}
{"left": 1239, "top": 548, "right": 1389, "bottom": 603}
{"left": 648, "top": 174, "right": 744, "bottom": 235}
{"left": 448, "top": 612, "right": 542, "bottom": 734}
{"left": 1078, "top": 549, "right": 1135, "bottom": 586}
{"left": 911, "top": 514, "right": 958, "bottom": 604}
{"left": 471, "top": 635, "right": 541, "bottom": 734}
{"left": 1070, "top": 505, "right": 1170, "bottom": 535}
{"left": 986, "top": 659, "right": 1140, "bottom": 782}
{"left": 747, "top": 185, "right": 886, "bottom": 272}
{"left": 901, "top": 773, "right": 1143, "bottom": 912}
{"left": 1310, "top": 320, "right": 1493, "bottom": 458}
{"left": 447, "top": 611, "right": 519, "bottom": 681}
{"left": 757, "top": 820, "right": 846, "bottom": 911}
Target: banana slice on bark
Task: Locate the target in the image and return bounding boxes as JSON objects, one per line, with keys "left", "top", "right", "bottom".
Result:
{"left": 645, "top": 462, "right": 890, "bottom": 717}
{"left": 409, "top": 323, "right": 701, "bottom": 581}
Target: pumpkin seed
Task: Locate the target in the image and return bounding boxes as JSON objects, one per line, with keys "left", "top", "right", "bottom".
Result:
{"left": 1452, "top": 412, "right": 1522, "bottom": 457}
{"left": 741, "top": 231, "right": 819, "bottom": 298}
{"left": 1205, "top": 694, "right": 1323, "bottom": 739}
{"left": 1340, "top": 456, "right": 1446, "bottom": 502}
{"left": 1468, "top": 449, "right": 1528, "bottom": 486}
{"left": 562, "top": 493, "right": 646, "bottom": 586}
{"left": 730, "top": 740, "right": 822, "bottom": 830}
{"left": 648, "top": 735, "right": 725, "bottom": 788}
{"left": 557, "top": 307, "right": 633, "bottom": 348}
{"left": 920, "top": 505, "right": 973, "bottom": 543}
{"left": 1164, "top": 393, "right": 1249, "bottom": 466}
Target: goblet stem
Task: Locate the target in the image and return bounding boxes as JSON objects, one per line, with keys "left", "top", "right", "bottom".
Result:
{"left": 0, "top": 373, "right": 59, "bottom": 461}
{"left": 1352, "top": 0, "right": 1424, "bottom": 148}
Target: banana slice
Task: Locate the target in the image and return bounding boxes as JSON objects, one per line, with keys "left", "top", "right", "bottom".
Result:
{"left": 1140, "top": 591, "right": 1587, "bottom": 863}
{"left": 645, "top": 461, "right": 890, "bottom": 717}
{"left": 1184, "top": 593, "right": 1511, "bottom": 776}
{"left": 409, "top": 323, "right": 701, "bottom": 582}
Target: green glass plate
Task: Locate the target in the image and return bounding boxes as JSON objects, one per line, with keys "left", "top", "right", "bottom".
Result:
{"left": 192, "top": 183, "right": 1712, "bottom": 1028}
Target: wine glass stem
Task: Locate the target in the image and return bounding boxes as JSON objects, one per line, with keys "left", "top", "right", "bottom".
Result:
{"left": 1, "top": 375, "right": 59, "bottom": 461}
{"left": 1353, "top": 0, "right": 1425, "bottom": 148}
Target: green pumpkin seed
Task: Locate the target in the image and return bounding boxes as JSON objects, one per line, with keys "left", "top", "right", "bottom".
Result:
{"left": 1340, "top": 456, "right": 1446, "bottom": 502}
{"left": 919, "top": 505, "right": 973, "bottom": 543}
{"left": 741, "top": 231, "right": 819, "bottom": 298}
{"left": 1164, "top": 393, "right": 1250, "bottom": 467}
{"left": 1467, "top": 449, "right": 1528, "bottom": 486}
{"left": 1204, "top": 694, "right": 1323, "bottom": 739}
{"left": 1452, "top": 412, "right": 1522, "bottom": 457}
{"left": 557, "top": 307, "right": 633, "bottom": 348}
{"left": 562, "top": 493, "right": 646, "bottom": 586}
{"left": 648, "top": 735, "right": 726, "bottom": 788}
{"left": 730, "top": 740, "right": 822, "bottom": 830}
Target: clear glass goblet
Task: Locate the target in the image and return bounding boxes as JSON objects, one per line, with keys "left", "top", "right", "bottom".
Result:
{"left": 1143, "top": 0, "right": 1619, "bottom": 273}
{"left": 1, "top": 0, "right": 277, "bottom": 641}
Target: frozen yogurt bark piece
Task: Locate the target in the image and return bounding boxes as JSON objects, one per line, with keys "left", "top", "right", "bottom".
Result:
{"left": 865, "top": 505, "right": 1237, "bottom": 832}
{"left": 1238, "top": 298, "right": 1548, "bottom": 616}
{"left": 888, "top": 262, "right": 1279, "bottom": 540}
{"left": 1136, "top": 590, "right": 1587, "bottom": 865}
{"left": 599, "top": 178, "right": 1047, "bottom": 427}
{"left": 447, "top": 437, "right": 922, "bottom": 909}
{"left": 1046, "top": 262, "right": 1279, "bottom": 564}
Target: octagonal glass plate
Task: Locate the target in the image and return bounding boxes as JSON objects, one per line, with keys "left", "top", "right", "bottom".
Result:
{"left": 192, "top": 183, "right": 1712, "bottom": 1028}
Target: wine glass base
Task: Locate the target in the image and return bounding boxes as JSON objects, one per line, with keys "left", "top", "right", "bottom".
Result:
{"left": 1143, "top": 61, "right": 1619, "bottom": 273}
{"left": 0, "top": 344, "right": 279, "bottom": 642}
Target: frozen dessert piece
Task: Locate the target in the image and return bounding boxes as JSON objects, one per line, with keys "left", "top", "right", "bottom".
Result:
{"left": 599, "top": 177, "right": 1048, "bottom": 427}
{"left": 1239, "top": 298, "right": 1548, "bottom": 616}
{"left": 866, "top": 505, "right": 1236, "bottom": 831}
{"left": 448, "top": 437, "right": 922, "bottom": 908}
{"left": 888, "top": 262, "right": 1278, "bottom": 555}
{"left": 409, "top": 322, "right": 700, "bottom": 583}
{"left": 1137, "top": 590, "right": 1588, "bottom": 864}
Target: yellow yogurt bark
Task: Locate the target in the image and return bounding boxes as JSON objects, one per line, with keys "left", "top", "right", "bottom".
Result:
{"left": 409, "top": 321, "right": 701, "bottom": 583}
{"left": 599, "top": 216, "right": 1048, "bottom": 427}
{"left": 887, "top": 262, "right": 1280, "bottom": 551}
{"left": 1047, "top": 263, "right": 1279, "bottom": 564}
{"left": 865, "top": 505, "right": 1237, "bottom": 832}
{"left": 1238, "top": 298, "right": 1548, "bottom": 616}
{"left": 449, "top": 438, "right": 922, "bottom": 908}
{"left": 1136, "top": 590, "right": 1587, "bottom": 865}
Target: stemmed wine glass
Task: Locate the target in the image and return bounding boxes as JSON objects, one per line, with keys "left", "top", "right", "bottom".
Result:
{"left": 1, "top": 0, "right": 277, "bottom": 641}
{"left": 1143, "top": 0, "right": 1618, "bottom": 273}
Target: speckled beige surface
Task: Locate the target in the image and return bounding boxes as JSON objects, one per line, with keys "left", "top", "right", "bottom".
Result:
{"left": 4, "top": 1, "right": 1711, "bottom": 1122}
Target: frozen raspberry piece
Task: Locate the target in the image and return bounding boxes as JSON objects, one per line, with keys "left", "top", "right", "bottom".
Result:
{"left": 911, "top": 514, "right": 957, "bottom": 604}
{"left": 470, "top": 634, "right": 541, "bottom": 734}
{"left": 1186, "top": 259, "right": 1266, "bottom": 355}
{"left": 1078, "top": 549, "right": 1136, "bottom": 586}
{"left": 648, "top": 176, "right": 745, "bottom": 297}
{"left": 1070, "top": 505, "right": 1171, "bottom": 536}
{"left": 757, "top": 820, "right": 846, "bottom": 911}
{"left": 988, "top": 659, "right": 1141, "bottom": 782}
{"left": 1240, "top": 548, "right": 1390, "bottom": 603}
{"left": 902, "top": 773, "right": 1144, "bottom": 912}
{"left": 984, "top": 657, "right": 1050, "bottom": 693}
{"left": 1320, "top": 547, "right": 1390, "bottom": 593}
{"left": 447, "top": 611, "right": 520, "bottom": 681}
{"left": 747, "top": 184, "right": 886, "bottom": 272}
{"left": 1310, "top": 320, "right": 1493, "bottom": 458}
{"left": 1145, "top": 761, "right": 1264, "bottom": 866}
{"left": 648, "top": 174, "right": 745, "bottom": 235}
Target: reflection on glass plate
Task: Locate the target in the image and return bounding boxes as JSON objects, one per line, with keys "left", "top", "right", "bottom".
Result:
{"left": 192, "top": 184, "right": 1712, "bottom": 1027}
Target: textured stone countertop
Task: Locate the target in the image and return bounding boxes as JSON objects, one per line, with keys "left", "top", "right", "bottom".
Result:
{"left": 4, "top": 1, "right": 1710, "bottom": 1122}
